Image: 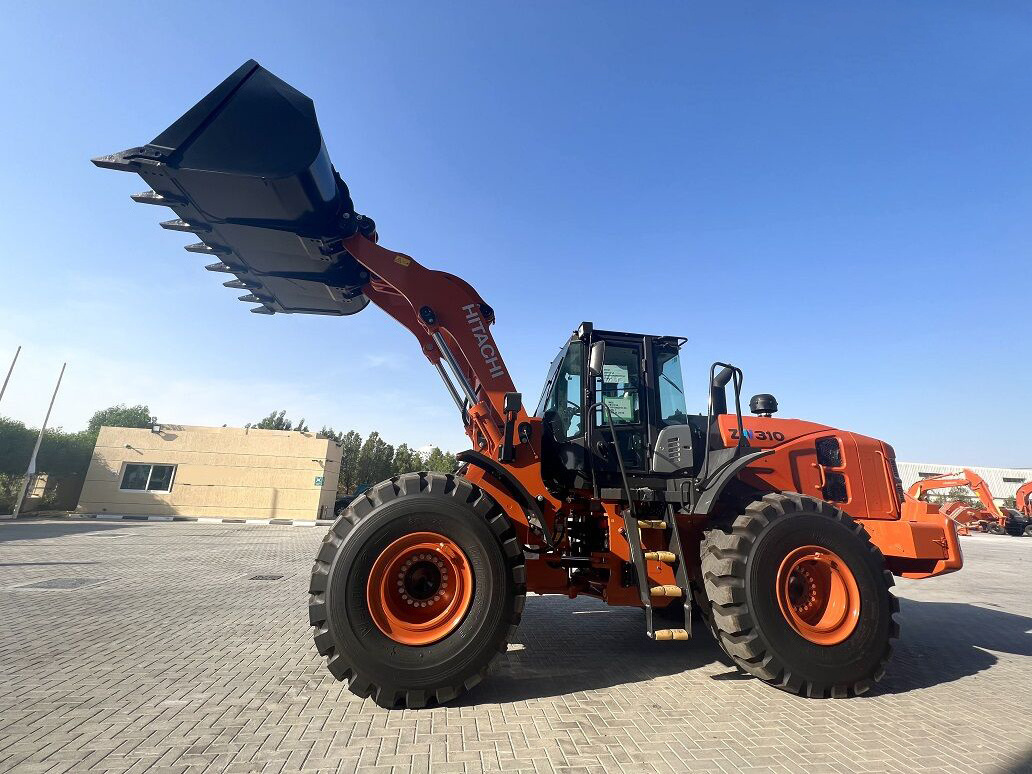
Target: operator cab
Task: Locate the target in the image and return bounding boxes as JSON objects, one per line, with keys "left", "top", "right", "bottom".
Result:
{"left": 535, "top": 322, "right": 710, "bottom": 494}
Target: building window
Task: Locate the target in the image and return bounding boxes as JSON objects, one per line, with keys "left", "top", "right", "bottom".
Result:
{"left": 120, "top": 463, "right": 177, "bottom": 492}
{"left": 1003, "top": 477, "right": 1025, "bottom": 484}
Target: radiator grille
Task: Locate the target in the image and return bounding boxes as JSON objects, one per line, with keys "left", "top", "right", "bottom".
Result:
{"left": 887, "top": 456, "right": 906, "bottom": 504}
{"left": 822, "top": 472, "right": 849, "bottom": 503}
{"left": 815, "top": 437, "right": 842, "bottom": 467}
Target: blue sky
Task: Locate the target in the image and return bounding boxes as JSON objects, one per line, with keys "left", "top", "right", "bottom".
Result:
{"left": 0, "top": 2, "right": 1029, "bottom": 466}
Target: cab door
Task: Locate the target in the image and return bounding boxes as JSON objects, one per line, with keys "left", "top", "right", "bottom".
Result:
{"left": 590, "top": 336, "right": 650, "bottom": 478}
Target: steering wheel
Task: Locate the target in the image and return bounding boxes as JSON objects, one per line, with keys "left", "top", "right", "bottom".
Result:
{"left": 558, "top": 399, "right": 581, "bottom": 427}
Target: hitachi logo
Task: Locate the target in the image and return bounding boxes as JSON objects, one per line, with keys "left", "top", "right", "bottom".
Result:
{"left": 462, "top": 304, "right": 505, "bottom": 379}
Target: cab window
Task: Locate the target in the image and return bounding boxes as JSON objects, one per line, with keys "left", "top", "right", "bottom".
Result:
{"left": 655, "top": 344, "right": 688, "bottom": 425}
{"left": 594, "top": 344, "right": 641, "bottom": 426}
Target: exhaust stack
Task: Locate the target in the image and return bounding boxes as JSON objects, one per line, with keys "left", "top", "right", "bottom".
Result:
{"left": 93, "top": 60, "right": 372, "bottom": 316}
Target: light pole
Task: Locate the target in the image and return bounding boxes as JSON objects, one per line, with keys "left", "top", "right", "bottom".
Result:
{"left": 9, "top": 363, "right": 66, "bottom": 519}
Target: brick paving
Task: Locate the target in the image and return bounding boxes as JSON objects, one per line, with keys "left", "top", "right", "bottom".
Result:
{"left": 0, "top": 518, "right": 1029, "bottom": 774}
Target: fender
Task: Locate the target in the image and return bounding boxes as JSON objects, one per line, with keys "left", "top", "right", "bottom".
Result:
{"left": 455, "top": 450, "right": 553, "bottom": 546}
{"left": 693, "top": 449, "right": 774, "bottom": 515}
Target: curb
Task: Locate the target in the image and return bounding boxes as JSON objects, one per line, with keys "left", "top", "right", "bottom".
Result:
{"left": 28, "top": 513, "right": 334, "bottom": 528}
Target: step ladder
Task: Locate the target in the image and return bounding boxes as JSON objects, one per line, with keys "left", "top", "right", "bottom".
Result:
{"left": 622, "top": 507, "right": 692, "bottom": 641}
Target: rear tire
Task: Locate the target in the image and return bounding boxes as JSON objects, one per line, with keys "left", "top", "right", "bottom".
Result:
{"left": 309, "top": 472, "right": 525, "bottom": 708}
{"left": 700, "top": 493, "right": 899, "bottom": 698}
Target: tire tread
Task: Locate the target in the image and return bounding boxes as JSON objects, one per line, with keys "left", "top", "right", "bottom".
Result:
{"left": 700, "top": 493, "right": 899, "bottom": 698}
{"left": 308, "top": 471, "right": 526, "bottom": 709}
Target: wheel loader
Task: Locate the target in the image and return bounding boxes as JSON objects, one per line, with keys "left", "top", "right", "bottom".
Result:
{"left": 95, "top": 60, "right": 964, "bottom": 708}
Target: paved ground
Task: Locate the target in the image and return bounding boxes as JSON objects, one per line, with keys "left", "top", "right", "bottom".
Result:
{"left": 0, "top": 519, "right": 1029, "bottom": 774}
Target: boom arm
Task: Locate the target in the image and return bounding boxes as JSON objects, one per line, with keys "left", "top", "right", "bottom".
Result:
{"left": 342, "top": 235, "right": 517, "bottom": 449}
{"left": 345, "top": 234, "right": 566, "bottom": 545}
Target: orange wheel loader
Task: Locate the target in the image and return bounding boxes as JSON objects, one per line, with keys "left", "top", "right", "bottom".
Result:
{"left": 95, "top": 61, "right": 964, "bottom": 708}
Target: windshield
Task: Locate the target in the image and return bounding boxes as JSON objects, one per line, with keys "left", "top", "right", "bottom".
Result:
{"left": 535, "top": 344, "right": 568, "bottom": 417}
{"left": 537, "top": 341, "right": 585, "bottom": 440}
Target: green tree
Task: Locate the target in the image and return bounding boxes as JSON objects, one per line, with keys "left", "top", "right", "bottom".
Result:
{"left": 0, "top": 419, "right": 93, "bottom": 478}
{"left": 356, "top": 431, "right": 394, "bottom": 488}
{"left": 0, "top": 418, "right": 96, "bottom": 511}
{"left": 0, "top": 472, "right": 22, "bottom": 513}
{"left": 424, "top": 446, "right": 457, "bottom": 473}
{"left": 391, "top": 443, "right": 421, "bottom": 476}
{"left": 317, "top": 427, "right": 342, "bottom": 443}
{"left": 338, "top": 430, "right": 363, "bottom": 494}
{"left": 0, "top": 417, "right": 34, "bottom": 474}
{"left": 248, "top": 410, "right": 308, "bottom": 432}
{"left": 37, "top": 429, "right": 95, "bottom": 476}
{"left": 931, "top": 486, "right": 976, "bottom": 507}
{"left": 319, "top": 427, "right": 364, "bottom": 494}
{"left": 86, "top": 404, "right": 152, "bottom": 436}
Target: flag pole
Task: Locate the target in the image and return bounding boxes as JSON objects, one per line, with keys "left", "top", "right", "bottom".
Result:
{"left": 10, "top": 363, "right": 66, "bottom": 518}
{"left": 0, "top": 345, "right": 20, "bottom": 407}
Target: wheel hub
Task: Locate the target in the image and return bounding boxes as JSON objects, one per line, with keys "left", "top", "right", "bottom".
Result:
{"left": 366, "top": 531, "right": 473, "bottom": 646}
{"left": 775, "top": 545, "right": 861, "bottom": 646}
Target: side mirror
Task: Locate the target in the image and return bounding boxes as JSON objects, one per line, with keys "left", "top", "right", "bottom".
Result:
{"left": 503, "top": 392, "right": 522, "bottom": 414}
{"left": 588, "top": 341, "right": 606, "bottom": 377}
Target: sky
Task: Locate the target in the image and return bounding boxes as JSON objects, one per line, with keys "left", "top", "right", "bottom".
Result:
{"left": 0, "top": 2, "right": 1029, "bottom": 466}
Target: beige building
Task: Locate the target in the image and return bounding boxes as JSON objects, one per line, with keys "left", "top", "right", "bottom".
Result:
{"left": 77, "top": 425, "right": 341, "bottom": 521}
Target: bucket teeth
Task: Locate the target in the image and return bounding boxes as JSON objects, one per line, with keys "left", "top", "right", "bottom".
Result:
{"left": 637, "top": 520, "right": 667, "bottom": 530}
{"left": 250, "top": 306, "right": 275, "bottom": 315}
{"left": 649, "top": 585, "right": 683, "bottom": 598}
{"left": 91, "top": 147, "right": 147, "bottom": 172}
{"left": 653, "top": 628, "right": 689, "bottom": 641}
{"left": 204, "top": 262, "right": 236, "bottom": 273}
{"left": 223, "top": 279, "right": 260, "bottom": 290}
{"left": 184, "top": 242, "right": 229, "bottom": 255}
{"left": 161, "top": 219, "right": 209, "bottom": 233}
{"left": 644, "top": 551, "right": 676, "bottom": 564}
{"left": 131, "top": 191, "right": 184, "bottom": 207}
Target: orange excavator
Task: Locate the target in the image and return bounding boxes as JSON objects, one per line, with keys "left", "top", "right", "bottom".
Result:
{"left": 1008, "top": 480, "right": 1032, "bottom": 536}
{"left": 1015, "top": 480, "right": 1032, "bottom": 518}
{"left": 906, "top": 470, "right": 1014, "bottom": 535}
{"left": 96, "top": 61, "right": 964, "bottom": 708}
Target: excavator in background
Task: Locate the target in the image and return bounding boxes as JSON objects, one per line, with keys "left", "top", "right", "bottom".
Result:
{"left": 1015, "top": 481, "right": 1032, "bottom": 518}
{"left": 96, "top": 61, "right": 964, "bottom": 708}
{"left": 1006, "top": 480, "right": 1032, "bottom": 536}
{"left": 906, "top": 470, "right": 1028, "bottom": 536}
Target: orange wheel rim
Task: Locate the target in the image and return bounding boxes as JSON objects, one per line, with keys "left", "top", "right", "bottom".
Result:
{"left": 775, "top": 545, "right": 860, "bottom": 646}
{"left": 366, "top": 532, "right": 474, "bottom": 646}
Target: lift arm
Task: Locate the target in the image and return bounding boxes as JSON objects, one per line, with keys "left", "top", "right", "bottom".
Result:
{"left": 342, "top": 235, "right": 517, "bottom": 451}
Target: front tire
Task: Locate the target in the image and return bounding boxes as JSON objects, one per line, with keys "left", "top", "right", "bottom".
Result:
{"left": 700, "top": 493, "right": 899, "bottom": 698}
{"left": 309, "top": 472, "right": 525, "bottom": 708}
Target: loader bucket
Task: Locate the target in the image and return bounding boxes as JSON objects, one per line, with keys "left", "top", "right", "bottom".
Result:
{"left": 93, "top": 60, "right": 371, "bottom": 316}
